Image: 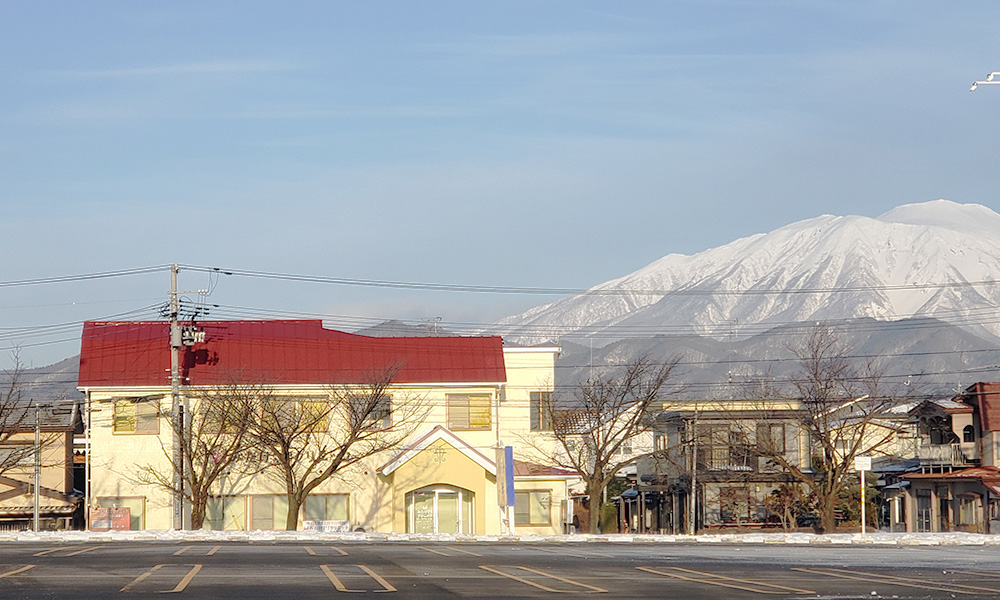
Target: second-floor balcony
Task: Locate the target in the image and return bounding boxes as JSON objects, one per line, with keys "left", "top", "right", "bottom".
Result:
{"left": 916, "top": 443, "right": 972, "bottom": 467}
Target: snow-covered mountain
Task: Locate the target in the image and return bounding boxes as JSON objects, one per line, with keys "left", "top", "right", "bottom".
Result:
{"left": 497, "top": 200, "right": 1000, "bottom": 345}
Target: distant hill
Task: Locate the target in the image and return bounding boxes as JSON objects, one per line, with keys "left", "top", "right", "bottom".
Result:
{"left": 2, "top": 356, "right": 81, "bottom": 404}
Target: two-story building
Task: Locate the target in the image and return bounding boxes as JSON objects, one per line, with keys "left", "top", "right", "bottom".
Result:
{"left": 77, "top": 320, "right": 576, "bottom": 534}
{"left": 634, "top": 399, "right": 811, "bottom": 533}
{"left": 898, "top": 383, "right": 1000, "bottom": 534}
{"left": 0, "top": 400, "right": 82, "bottom": 530}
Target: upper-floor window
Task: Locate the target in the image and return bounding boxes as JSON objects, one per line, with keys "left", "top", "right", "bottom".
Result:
{"left": 349, "top": 393, "right": 392, "bottom": 430}
{"left": 963, "top": 425, "right": 975, "bottom": 443}
{"left": 262, "top": 397, "right": 330, "bottom": 432}
{"left": 113, "top": 398, "right": 159, "bottom": 434}
{"left": 756, "top": 423, "right": 785, "bottom": 454}
{"left": 447, "top": 394, "right": 491, "bottom": 430}
{"left": 530, "top": 391, "right": 552, "bottom": 431}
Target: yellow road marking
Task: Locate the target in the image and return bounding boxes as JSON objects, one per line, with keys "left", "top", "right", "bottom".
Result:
{"left": 304, "top": 546, "right": 318, "bottom": 556}
{"left": 638, "top": 566, "right": 814, "bottom": 595}
{"left": 793, "top": 567, "right": 1000, "bottom": 595}
{"left": 206, "top": 546, "right": 220, "bottom": 556}
{"left": 173, "top": 546, "right": 192, "bottom": 556}
{"left": 479, "top": 565, "right": 565, "bottom": 593}
{"left": 330, "top": 546, "right": 349, "bottom": 556}
{"left": 445, "top": 546, "right": 482, "bottom": 557}
{"left": 534, "top": 547, "right": 613, "bottom": 559}
{"left": 418, "top": 546, "right": 452, "bottom": 557}
{"left": 948, "top": 569, "right": 1000, "bottom": 579}
{"left": 33, "top": 548, "right": 65, "bottom": 557}
{"left": 321, "top": 564, "right": 362, "bottom": 592}
{"left": 321, "top": 565, "right": 395, "bottom": 593}
{"left": 0, "top": 565, "right": 35, "bottom": 579}
{"left": 357, "top": 564, "right": 396, "bottom": 592}
{"left": 480, "top": 565, "right": 605, "bottom": 593}
{"left": 516, "top": 565, "right": 606, "bottom": 593}
{"left": 66, "top": 546, "right": 100, "bottom": 557}
{"left": 120, "top": 564, "right": 164, "bottom": 592}
{"left": 164, "top": 564, "right": 202, "bottom": 593}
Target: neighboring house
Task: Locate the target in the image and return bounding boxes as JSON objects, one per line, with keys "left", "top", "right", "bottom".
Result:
{"left": 0, "top": 401, "right": 82, "bottom": 530}
{"left": 77, "top": 320, "right": 575, "bottom": 534}
{"left": 897, "top": 383, "right": 1000, "bottom": 533}
{"left": 635, "top": 399, "right": 810, "bottom": 533}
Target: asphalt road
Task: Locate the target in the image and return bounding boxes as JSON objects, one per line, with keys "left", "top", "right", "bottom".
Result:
{"left": 1, "top": 541, "right": 999, "bottom": 599}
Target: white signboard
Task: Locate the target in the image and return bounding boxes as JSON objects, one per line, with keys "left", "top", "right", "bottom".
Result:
{"left": 302, "top": 520, "right": 350, "bottom": 533}
{"left": 854, "top": 454, "right": 871, "bottom": 471}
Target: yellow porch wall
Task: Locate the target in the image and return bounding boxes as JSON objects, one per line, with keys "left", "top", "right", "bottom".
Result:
{"left": 386, "top": 438, "right": 495, "bottom": 534}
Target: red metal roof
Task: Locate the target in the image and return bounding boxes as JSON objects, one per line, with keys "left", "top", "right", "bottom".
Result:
{"left": 78, "top": 320, "right": 506, "bottom": 388}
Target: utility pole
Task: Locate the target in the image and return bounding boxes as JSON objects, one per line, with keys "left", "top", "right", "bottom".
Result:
{"left": 169, "top": 264, "right": 183, "bottom": 530}
{"left": 688, "top": 403, "right": 698, "bottom": 535}
{"left": 33, "top": 403, "right": 40, "bottom": 532}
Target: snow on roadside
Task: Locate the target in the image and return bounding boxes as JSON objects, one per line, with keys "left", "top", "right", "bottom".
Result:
{"left": 2, "top": 530, "right": 999, "bottom": 546}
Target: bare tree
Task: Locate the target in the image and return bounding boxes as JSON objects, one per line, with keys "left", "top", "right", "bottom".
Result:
{"left": 247, "top": 364, "right": 425, "bottom": 531}
{"left": 742, "top": 326, "right": 904, "bottom": 533}
{"left": 527, "top": 355, "right": 680, "bottom": 534}
{"left": 135, "top": 378, "right": 260, "bottom": 529}
{"left": 0, "top": 351, "right": 41, "bottom": 476}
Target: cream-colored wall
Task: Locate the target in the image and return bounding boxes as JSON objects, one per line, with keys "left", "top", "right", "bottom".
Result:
{"left": 0, "top": 431, "right": 74, "bottom": 509}
{"left": 84, "top": 346, "right": 566, "bottom": 532}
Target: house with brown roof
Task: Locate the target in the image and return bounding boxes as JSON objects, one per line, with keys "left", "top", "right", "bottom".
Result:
{"left": 77, "top": 320, "right": 575, "bottom": 534}
{"left": 898, "top": 383, "right": 1000, "bottom": 533}
{"left": 0, "top": 401, "right": 82, "bottom": 530}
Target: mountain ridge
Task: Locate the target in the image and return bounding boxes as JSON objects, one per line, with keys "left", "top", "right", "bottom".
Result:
{"left": 496, "top": 199, "right": 1000, "bottom": 346}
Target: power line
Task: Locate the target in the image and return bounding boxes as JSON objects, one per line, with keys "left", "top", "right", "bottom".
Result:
{"left": 0, "top": 266, "right": 169, "bottom": 288}
{"left": 181, "top": 264, "right": 1000, "bottom": 298}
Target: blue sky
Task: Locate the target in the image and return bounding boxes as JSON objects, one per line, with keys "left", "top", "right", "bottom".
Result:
{"left": 2, "top": 1, "right": 1000, "bottom": 369}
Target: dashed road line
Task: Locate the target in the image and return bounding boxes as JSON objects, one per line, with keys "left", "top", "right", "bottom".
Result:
{"left": 304, "top": 546, "right": 318, "bottom": 556}
{"left": 445, "top": 546, "right": 482, "bottom": 557}
{"left": 120, "top": 564, "right": 203, "bottom": 593}
{"left": 166, "top": 564, "right": 202, "bottom": 593}
{"left": 793, "top": 567, "right": 1000, "bottom": 595}
{"left": 418, "top": 546, "right": 451, "bottom": 557}
{"left": 120, "top": 564, "right": 164, "bottom": 592}
{"left": 0, "top": 565, "right": 35, "bottom": 579}
{"left": 173, "top": 546, "right": 192, "bottom": 556}
{"left": 533, "top": 547, "right": 613, "bottom": 559}
{"left": 321, "top": 564, "right": 395, "bottom": 593}
{"left": 638, "top": 566, "right": 814, "bottom": 595}
{"left": 479, "top": 564, "right": 606, "bottom": 593}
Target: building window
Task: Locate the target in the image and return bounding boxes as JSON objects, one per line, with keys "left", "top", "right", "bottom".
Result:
{"left": 206, "top": 496, "right": 246, "bottom": 531}
{"left": 756, "top": 423, "right": 785, "bottom": 454}
{"left": 515, "top": 490, "right": 551, "bottom": 526}
{"left": 530, "top": 391, "right": 552, "bottom": 431}
{"left": 447, "top": 394, "right": 491, "bottom": 430}
{"left": 250, "top": 495, "right": 289, "bottom": 531}
{"left": 963, "top": 425, "right": 975, "bottom": 443}
{"left": 304, "top": 494, "right": 349, "bottom": 527}
{"left": 959, "top": 495, "right": 979, "bottom": 526}
{"left": 264, "top": 397, "right": 330, "bottom": 432}
{"left": 112, "top": 398, "right": 159, "bottom": 434}
{"left": 349, "top": 394, "right": 392, "bottom": 430}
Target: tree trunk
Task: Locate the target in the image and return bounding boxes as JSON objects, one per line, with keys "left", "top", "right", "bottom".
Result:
{"left": 286, "top": 494, "right": 303, "bottom": 531}
{"left": 814, "top": 494, "right": 837, "bottom": 534}
{"left": 190, "top": 496, "right": 207, "bottom": 530}
{"left": 587, "top": 479, "right": 603, "bottom": 534}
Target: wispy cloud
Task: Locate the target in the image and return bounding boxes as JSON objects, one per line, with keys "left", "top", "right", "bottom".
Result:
{"left": 49, "top": 59, "right": 302, "bottom": 81}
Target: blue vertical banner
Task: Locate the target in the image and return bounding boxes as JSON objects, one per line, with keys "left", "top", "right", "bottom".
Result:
{"left": 503, "top": 446, "right": 515, "bottom": 507}
{"left": 496, "top": 445, "right": 516, "bottom": 507}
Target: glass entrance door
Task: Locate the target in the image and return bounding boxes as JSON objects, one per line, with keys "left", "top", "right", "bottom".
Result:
{"left": 406, "top": 486, "right": 474, "bottom": 534}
